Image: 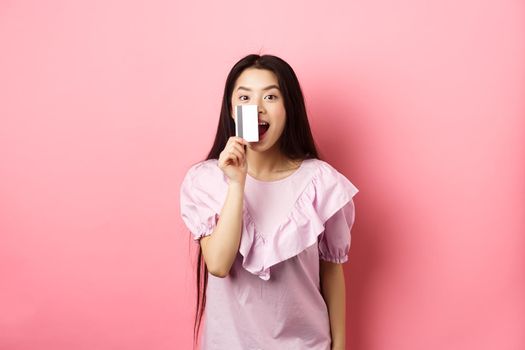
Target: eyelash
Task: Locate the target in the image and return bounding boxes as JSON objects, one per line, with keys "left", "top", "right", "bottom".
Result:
{"left": 239, "top": 95, "right": 277, "bottom": 101}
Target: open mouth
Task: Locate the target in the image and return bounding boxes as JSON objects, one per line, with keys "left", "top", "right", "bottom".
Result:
{"left": 258, "top": 121, "right": 270, "bottom": 137}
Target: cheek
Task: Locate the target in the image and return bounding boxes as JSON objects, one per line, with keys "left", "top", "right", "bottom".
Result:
{"left": 278, "top": 108, "right": 287, "bottom": 126}
{"left": 272, "top": 104, "right": 286, "bottom": 119}
{"left": 275, "top": 114, "right": 287, "bottom": 133}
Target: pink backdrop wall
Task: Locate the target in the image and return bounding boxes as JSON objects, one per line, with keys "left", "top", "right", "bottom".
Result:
{"left": 1, "top": 1, "right": 524, "bottom": 349}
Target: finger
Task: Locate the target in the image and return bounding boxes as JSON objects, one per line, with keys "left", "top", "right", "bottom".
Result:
{"left": 223, "top": 147, "right": 238, "bottom": 164}
{"left": 229, "top": 148, "right": 243, "bottom": 164}
{"left": 231, "top": 144, "right": 246, "bottom": 163}
{"left": 225, "top": 142, "right": 244, "bottom": 155}
{"left": 231, "top": 154, "right": 240, "bottom": 167}
{"left": 231, "top": 136, "right": 244, "bottom": 145}
{"left": 226, "top": 138, "right": 246, "bottom": 153}
{"left": 233, "top": 137, "right": 247, "bottom": 146}
{"left": 224, "top": 138, "right": 234, "bottom": 150}
{"left": 218, "top": 154, "right": 228, "bottom": 168}
{"left": 223, "top": 156, "right": 237, "bottom": 168}
{"left": 231, "top": 143, "right": 245, "bottom": 155}
{"left": 239, "top": 137, "right": 248, "bottom": 146}
{"left": 226, "top": 138, "right": 240, "bottom": 151}
{"left": 219, "top": 151, "right": 233, "bottom": 168}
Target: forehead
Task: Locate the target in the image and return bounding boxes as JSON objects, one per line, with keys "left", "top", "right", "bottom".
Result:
{"left": 233, "top": 68, "right": 279, "bottom": 90}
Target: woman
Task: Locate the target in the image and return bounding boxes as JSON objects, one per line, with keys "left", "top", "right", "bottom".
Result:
{"left": 180, "top": 53, "right": 359, "bottom": 349}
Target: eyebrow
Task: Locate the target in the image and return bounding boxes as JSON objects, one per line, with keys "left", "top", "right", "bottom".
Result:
{"left": 236, "top": 84, "right": 280, "bottom": 92}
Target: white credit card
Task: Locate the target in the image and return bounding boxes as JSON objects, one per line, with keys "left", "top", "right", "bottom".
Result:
{"left": 235, "top": 104, "right": 259, "bottom": 142}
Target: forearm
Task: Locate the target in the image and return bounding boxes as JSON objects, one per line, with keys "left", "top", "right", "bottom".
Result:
{"left": 320, "top": 260, "right": 346, "bottom": 349}
{"left": 202, "top": 180, "right": 245, "bottom": 277}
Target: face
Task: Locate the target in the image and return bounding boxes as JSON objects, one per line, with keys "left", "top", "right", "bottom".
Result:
{"left": 230, "top": 68, "right": 286, "bottom": 152}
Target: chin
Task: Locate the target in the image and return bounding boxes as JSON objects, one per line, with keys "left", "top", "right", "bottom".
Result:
{"left": 251, "top": 138, "right": 278, "bottom": 152}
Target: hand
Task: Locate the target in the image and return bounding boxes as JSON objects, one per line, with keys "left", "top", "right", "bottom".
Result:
{"left": 218, "top": 136, "right": 248, "bottom": 184}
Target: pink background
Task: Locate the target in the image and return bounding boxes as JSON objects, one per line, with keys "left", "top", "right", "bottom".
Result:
{"left": 1, "top": 0, "right": 524, "bottom": 349}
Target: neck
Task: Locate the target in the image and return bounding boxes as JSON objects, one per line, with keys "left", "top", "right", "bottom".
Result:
{"left": 245, "top": 144, "right": 295, "bottom": 177}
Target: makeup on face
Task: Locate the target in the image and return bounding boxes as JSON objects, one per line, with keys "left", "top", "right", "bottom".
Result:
{"left": 235, "top": 105, "right": 259, "bottom": 142}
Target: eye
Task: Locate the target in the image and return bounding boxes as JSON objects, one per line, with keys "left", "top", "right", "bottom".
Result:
{"left": 239, "top": 95, "right": 248, "bottom": 101}
{"left": 265, "top": 95, "right": 277, "bottom": 100}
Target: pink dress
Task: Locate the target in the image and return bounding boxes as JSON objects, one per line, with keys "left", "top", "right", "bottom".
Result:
{"left": 179, "top": 158, "right": 359, "bottom": 350}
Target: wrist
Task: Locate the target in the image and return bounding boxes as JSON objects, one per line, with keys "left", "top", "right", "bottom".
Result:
{"left": 227, "top": 179, "right": 246, "bottom": 189}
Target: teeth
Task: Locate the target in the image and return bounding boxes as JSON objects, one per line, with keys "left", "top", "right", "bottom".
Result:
{"left": 258, "top": 122, "right": 269, "bottom": 125}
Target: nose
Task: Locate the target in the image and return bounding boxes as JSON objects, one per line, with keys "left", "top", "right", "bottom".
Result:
{"left": 258, "top": 104, "right": 265, "bottom": 115}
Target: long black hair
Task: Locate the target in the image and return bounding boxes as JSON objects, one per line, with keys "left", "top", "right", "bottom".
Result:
{"left": 193, "top": 53, "right": 321, "bottom": 347}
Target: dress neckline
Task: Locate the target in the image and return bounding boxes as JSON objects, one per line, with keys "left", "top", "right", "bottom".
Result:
{"left": 246, "top": 159, "right": 308, "bottom": 184}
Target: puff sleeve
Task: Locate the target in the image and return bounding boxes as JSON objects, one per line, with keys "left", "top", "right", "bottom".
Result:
{"left": 179, "top": 162, "right": 223, "bottom": 241}
{"left": 318, "top": 197, "right": 356, "bottom": 263}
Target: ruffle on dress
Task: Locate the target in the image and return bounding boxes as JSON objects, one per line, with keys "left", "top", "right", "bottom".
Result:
{"left": 179, "top": 159, "right": 359, "bottom": 281}
{"left": 238, "top": 161, "right": 358, "bottom": 280}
